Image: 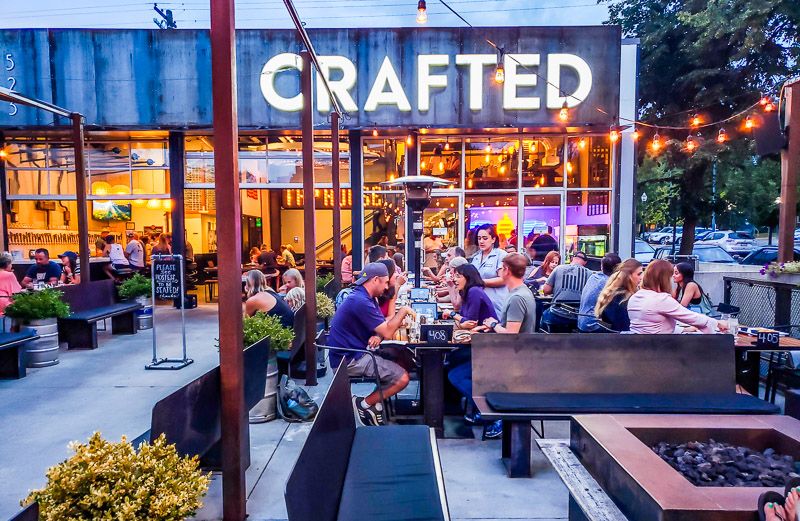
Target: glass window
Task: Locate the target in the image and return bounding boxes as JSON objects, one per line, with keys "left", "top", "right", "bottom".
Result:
{"left": 566, "top": 136, "right": 612, "bottom": 188}
{"left": 363, "top": 192, "right": 405, "bottom": 250}
{"left": 565, "top": 191, "right": 612, "bottom": 259}
{"left": 521, "top": 194, "right": 561, "bottom": 261}
{"left": 422, "top": 196, "right": 459, "bottom": 266}
{"left": 362, "top": 139, "right": 407, "bottom": 190}
{"left": 420, "top": 138, "right": 461, "bottom": 187}
{"left": 463, "top": 193, "right": 518, "bottom": 257}
{"left": 464, "top": 139, "right": 519, "bottom": 190}
{"left": 4, "top": 142, "right": 76, "bottom": 196}
{"left": 7, "top": 200, "right": 80, "bottom": 257}
{"left": 521, "top": 137, "right": 565, "bottom": 188}
{"left": 131, "top": 141, "right": 168, "bottom": 168}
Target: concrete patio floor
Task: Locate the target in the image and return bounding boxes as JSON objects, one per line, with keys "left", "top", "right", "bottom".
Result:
{"left": 0, "top": 296, "right": 569, "bottom": 521}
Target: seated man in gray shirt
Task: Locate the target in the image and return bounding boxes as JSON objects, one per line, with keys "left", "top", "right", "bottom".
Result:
{"left": 540, "top": 251, "right": 593, "bottom": 330}
{"left": 482, "top": 252, "right": 536, "bottom": 334}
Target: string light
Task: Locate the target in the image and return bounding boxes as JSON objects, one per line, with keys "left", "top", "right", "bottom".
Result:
{"left": 558, "top": 101, "right": 569, "bottom": 122}
{"left": 579, "top": 138, "right": 586, "bottom": 148}
{"left": 716, "top": 128, "right": 727, "bottom": 143}
{"left": 444, "top": 137, "right": 450, "bottom": 150}
{"left": 609, "top": 129, "right": 620, "bottom": 143}
{"left": 745, "top": 115, "right": 754, "bottom": 130}
{"left": 406, "top": 135, "right": 413, "bottom": 146}
{"left": 416, "top": 0, "right": 427, "bottom": 23}
{"left": 651, "top": 133, "right": 662, "bottom": 152}
{"left": 764, "top": 99, "right": 776, "bottom": 112}
{"left": 690, "top": 114, "right": 701, "bottom": 126}
{"left": 372, "top": 128, "right": 378, "bottom": 137}
{"left": 495, "top": 52, "right": 505, "bottom": 84}
{"left": 685, "top": 135, "right": 696, "bottom": 152}
{"left": 760, "top": 96, "right": 770, "bottom": 106}
{"left": 0, "top": 150, "right": 6, "bottom": 159}
{"left": 632, "top": 129, "right": 641, "bottom": 141}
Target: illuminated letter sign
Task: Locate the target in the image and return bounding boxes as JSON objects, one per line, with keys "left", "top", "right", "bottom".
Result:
{"left": 503, "top": 54, "right": 541, "bottom": 110}
{"left": 455, "top": 54, "right": 497, "bottom": 111}
{"left": 417, "top": 54, "right": 449, "bottom": 112}
{"left": 364, "top": 56, "right": 411, "bottom": 112}
{"left": 260, "top": 53, "right": 303, "bottom": 112}
{"left": 546, "top": 53, "right": 593, "bottom": 109}
{"left": 316, "top": 55, "right": 358, "bottom": 113}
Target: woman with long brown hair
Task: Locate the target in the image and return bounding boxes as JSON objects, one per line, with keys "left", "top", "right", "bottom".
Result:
{"left": 527, "top": 250, "right": 560, "bottom": 288}
{"left": 626, "top": 259, "right": 726, "bottom": 334}
{"left": 594, "top": 258, "right": 643, "bottom": 331}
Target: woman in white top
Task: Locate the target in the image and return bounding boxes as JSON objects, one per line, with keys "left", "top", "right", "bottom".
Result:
{"left": 627, "top": 259, "right": 727, "bottom": 334}
{"left": 102, "top": 235, "right": 129, "bottom": 281}
{"left": 470, "top": 224, "right": 508, "bottom": 317}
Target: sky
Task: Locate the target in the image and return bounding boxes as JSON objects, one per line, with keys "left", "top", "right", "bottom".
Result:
{"left": 0, "top": 0, "right": 610, "bottom": 29}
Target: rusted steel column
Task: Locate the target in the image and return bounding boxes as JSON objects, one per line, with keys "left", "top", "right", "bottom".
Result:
{"left": 301, "top": 50, "right": 318, "bottom": 386}
{"left": 779, "top": 80, "right": 799, "bottom": 263}
{"left": 71, "top": 114, "right": 90, "bottom": 285}
{"left": 331, "top": 113, "right": 342, "bottom": 285}
{"left": 210, "top": 0, "right": 247, "bottom": 519}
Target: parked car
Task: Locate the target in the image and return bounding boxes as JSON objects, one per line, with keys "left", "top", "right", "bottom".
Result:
{"left": 653, "top": 244, "right": 738, "bottom": 263}
{"left": 634, "top": 239, "right": 656, "bottom": 265}
{"left": 698, "top": 230, "right": 756, "bottom": 256}
{"left": 695, "top": 230, "right": 714, "bottom": 241}
{"left": 794, "top": 229, "right": 800, "bottom": 241}
{"left": 739, "top": 246, "right": 800, "bottom": 265}
{"left": 644, "top": 227, "right": 670, "bottom": 242}
{"left": 648, "top": 227, "right": 683, "bottom": 244}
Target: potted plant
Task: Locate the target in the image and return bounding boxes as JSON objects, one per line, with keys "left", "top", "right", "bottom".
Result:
{"left": 4, "top": 288, "right": 70, "bottom": 368}
{"left": 245, "top": 312, "right": 294, "bottom": 423}
{"left": 118, "top": 274, "right": 153, "bottom": 330}
{"left": 316, "top": 291, "right": 335, "bottom": 331}
{"left": 24, "top": 431, "right": 210, "bottom": 521}
{"left": 316, "top": 272, "right": 333, "bottom": 293}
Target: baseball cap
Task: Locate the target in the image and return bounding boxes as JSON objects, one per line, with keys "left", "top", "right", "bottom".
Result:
{"left": 354, "top": 262, "right": 390, "bottom": 285}
{"left": 126, "top": 230, "right": 134, "bottom": 237}
{"left": 573, "top": 251, "right": 588, "bottom": 261}
{"left": 449, "top": 256, "right": 468, "bottom": 268}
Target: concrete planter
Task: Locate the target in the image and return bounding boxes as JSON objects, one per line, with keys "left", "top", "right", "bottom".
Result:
{"left": 249, "top": 337, "right": 278, "bottom": 423}
{"left": 20, "top": 318, "right": 59, "bottom": 368}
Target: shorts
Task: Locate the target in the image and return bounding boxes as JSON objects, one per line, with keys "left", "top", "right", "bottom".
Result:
{"left": 347, "top": 353, "right": 406, "bottom": 387}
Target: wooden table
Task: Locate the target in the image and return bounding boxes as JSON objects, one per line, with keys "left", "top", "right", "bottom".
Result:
{"left": 735, "top": 332, "right": 800, "bottom": 396}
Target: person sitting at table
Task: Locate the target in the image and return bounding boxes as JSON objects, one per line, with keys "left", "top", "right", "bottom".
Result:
{"left": 22, "top": 248, "right": 63, "bottom": 289}
{"left": 594, "top": 258, "right": 643, "bottom": 332}
{"left": 284, "top": 286, "right": 305, "bottom": 312}
{"left": 279, "top": 244, "right": 296, "bottom": 268}
{"left": 525, "top": 250, "right": 560, "bottom": 289}
{"left": 244, "top": 270, "right": 294, "bottom": 330}
{"left": 471, "top": 223, "right": 508, "bottom": 317}
{"left": 248, "top": 247, "right": 261, "bottom": 265}
{"left": 442, "top": 264, "right": 497, "bottom": 329}
{"left": 0, "top": 251, "right": 22, "bottom": 315}
{"left": 58, "top": 251, "right": 81, "bottom": 285}
{"left": 423, "top": 247, "right": 466, "bottom": 283}
{"left": 257, "top": 247, "right": 278, "bottom": 269}
{"left": 102, "top": 235, "right": 130, "bottom": 281}
{"left": 366, "top": 244, "right": 389, "bottom": 263}
{"left": 672, "top": 262, "right": 710, "bottom": 313}
{"left": 376, "top": 259, "right": 406, "bottom": 318}
{"left": 278, "top": 268, "right": 304, "bottom": 296}
{"left": 341, "top": 249, "right": 354, "bottom": 284}
{"left": 578, "top": 253, "right": 621, "bottom": 332}
{"left": 540, "top": 251, "right": 592, "bottom": 331}
{"left": 392, "top": 252, "right": 404, "bottom": 272}
{"left": 439, "top": 256, "right": 469, "bottom": 307}
{"left": 626, "top": 259, "right": 726, "bottom": 334}
{"left": 327, "top": 262, "right": 416, "bottom": 427}
{"left": 151, "top": 233, "right": 171, "bottom": 256}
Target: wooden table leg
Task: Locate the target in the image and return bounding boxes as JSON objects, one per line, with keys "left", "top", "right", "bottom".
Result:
{"left": 502, "top": 420, "right": 532, "bottom": 478}
{"left": 421, "top": 350, "right": 445, "bottom": 438}
{"left": 735, "top": 349, "right": 760, "bottom": 396}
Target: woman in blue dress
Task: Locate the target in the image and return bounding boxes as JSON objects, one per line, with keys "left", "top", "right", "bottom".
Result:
{"left": 470, "top": 223, "right": 508, "bottom": 317}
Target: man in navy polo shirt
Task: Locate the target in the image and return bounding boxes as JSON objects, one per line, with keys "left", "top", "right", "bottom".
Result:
{"left": 327, "top": 262, "right": 416, "bottom": 426}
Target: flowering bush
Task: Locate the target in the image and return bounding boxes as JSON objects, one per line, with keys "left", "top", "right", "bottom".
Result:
{"left": 24, "top": 432, "right": 210, "bottom": 521}
{"left": 761, "top": 261, "right": 800, "bottom": 277}
{"left": 243, "top": 311, "right": 294, "bottom": 350}
{"left": 316, "top": 292, "right": 335, "bottom": 319}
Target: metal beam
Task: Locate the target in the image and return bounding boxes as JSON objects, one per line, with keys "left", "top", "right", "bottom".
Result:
{"left": 168, "top": 132, "right": 186, "bottom": 262}
{"left": 349, "top": 129, "right": 363, "bottom": 272}
{"left": 0, "top": 86, "right": 71, "bottom": 119}
{"left": 210, "top": 0, "right": 247, "bottom": 519}
{"left": 301, "top": 50, "right": 318, "bottom": 387}
{"left": 71, "top": 114, "right": 90, "bottom": 285}
{"left": 779, "top": 79, "right": 800, "bottom": 263}
{"left": 331, "top": 113, "right": 342, "bottom": 284}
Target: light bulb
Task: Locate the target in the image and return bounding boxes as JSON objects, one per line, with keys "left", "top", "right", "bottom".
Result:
{"left": 494, "top": 63, "right": 505, "bottom": 84}
{"left": 416, "top": 0, "right": 427, "bottom": 23}
{"left": 0, "top": 150, "right": 6, "bottom": 158}
{"left": 745, "top": 115, "right": 754, "bottom": 129}
{"left": 691, "top": 114, "right": 701, "bottom": 126}
{"left": 372, "top": 128, "right": 378, "bottom": 137}
{"left": 651, "top": 133, "right": 661, "bottom": 151}
{"left": 716, "top": 128, "right": 727, "bottom": 143}
{"left": 566, "top": 161, "right": 573, "bottom": 173}
{"left": 558, "top": 101, "right": 569, "bottom": 122}
{"left": 406, "top": 135, "right": 413, "bottom": 146}
{"left": 609, "top": 130, "right": 620, "bottom": 143}
{"left": 579, "top": 138, "right": 586, "bottom": 148}
{"left": 764, "top": 101, "right": 776, "bottom": 112}
{"left": 444, "top": 141, "right": 450, "bottom": 150}
{"left": 632, "top": 130, "right": 641, "bottom": 141}
{"left": 685, "top": 135, "right": 696, "bottom": 151}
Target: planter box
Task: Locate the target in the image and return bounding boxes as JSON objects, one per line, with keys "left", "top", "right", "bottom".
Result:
{"left": 18, "top": 318, "right": 59, "bottom": 368}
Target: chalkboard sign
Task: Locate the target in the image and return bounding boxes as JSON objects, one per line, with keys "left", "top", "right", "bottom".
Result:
{"left": 755, "top": 330, "right": 780, "bottom": 349}
{"left": 153, "top": 259, "right": 182, "bottom": 300}
{"left": 421, "top": 324, "right": 453, "bottom": 345}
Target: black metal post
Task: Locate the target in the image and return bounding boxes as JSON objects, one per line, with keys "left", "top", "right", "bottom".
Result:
{"left": 168, "top": 131, "right": 185, "bottom": 260}
{"left": 71, "top": 114, "right": 90, "bottom": 285}
{"left": 331, "top": 114, "right": 342, "bottom": 284}
{"left": 0, "top": 132, "right": 8, "bottom": 251}
{"left": 349, "top": 129, "right": 363, "bottom": 272}
{"left": 301, "top": 50, "right": 318, "bottom": 387}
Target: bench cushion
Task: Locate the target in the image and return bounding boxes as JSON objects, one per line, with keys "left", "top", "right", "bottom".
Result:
{"left": 61, "top": 302, "right": 141, "bottom": 322}
{"left": 0, "top": 331, "right": 37, "bottom": 349}
{"left": 337, "top": 425, "right": 445, "bottom": 521}
{"left": 485, "top": 392, "right": 780, "bottom": 415}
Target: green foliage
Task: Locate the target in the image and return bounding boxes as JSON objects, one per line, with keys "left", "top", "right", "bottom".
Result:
{"left": 243, "top": 311, "right": 294, "bottom": 351}
{"left": 762, "top": 261, "right": 800, "bottom": 277}
{"left": 4, "top": 288, "right": 70, "bottom": 323}
{"left": 316, "top": 292, "right": 335, "bottom": 319}
{"left": 316, "top": 273, "right": 333, "bottom": 293}
{"left": 117, "top": 274, "right": 152, "bottom": 300}
{"left": 24, "top": 431, "right": 210, "bottom": 521}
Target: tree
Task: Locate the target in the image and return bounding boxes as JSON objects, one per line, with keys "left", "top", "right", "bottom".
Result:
{"left": 603, "top": 0, "right": 800, "bottom": 253}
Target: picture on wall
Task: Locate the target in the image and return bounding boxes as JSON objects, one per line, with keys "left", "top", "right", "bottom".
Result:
{"left": 92, "top": 201, "right": 132, "bottom": 221}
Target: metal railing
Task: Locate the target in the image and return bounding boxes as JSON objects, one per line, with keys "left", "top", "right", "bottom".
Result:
{"left": 724, "top": 277, "right": 800, "bottom": 339}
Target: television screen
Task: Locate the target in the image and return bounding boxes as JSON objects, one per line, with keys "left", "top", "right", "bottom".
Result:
{"left": 92, "top": 201, "right": 132, "bottom": 221}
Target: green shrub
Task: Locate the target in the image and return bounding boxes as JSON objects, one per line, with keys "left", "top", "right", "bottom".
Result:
{"left": 4, "top": 288, "right": 70, "bottom": 324}
{"left": 243, "top": 311, "right": 294, "bottom": 351}
{"left": 117, "top": 274, "right": 152, "bottom": 300}
{"left": 316, "top": 292, "right": 335, "bottom": 319}
{"left": 316, "top": 273, "right": 333, "bottom": 293}
{"left": 24, "top": 431, "right": 210, "bottom": 521}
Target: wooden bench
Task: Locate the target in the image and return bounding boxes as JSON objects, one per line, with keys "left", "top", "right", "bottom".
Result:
{"left": 130, "top": 337, "right": 270, "bottom": 469}
{"left": 285, "top": 363, "right": 450, "bottom": 521}
{"left": 471, "top": 334, "right": 780, "bottom": 478}
{"left": 57, "top": 279, "right": 141, "bottom": 350}
{"left": 0, "top": 331, "right": 39, "bottom": 379}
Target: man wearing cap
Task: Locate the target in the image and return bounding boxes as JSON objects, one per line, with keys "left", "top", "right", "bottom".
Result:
{"left": 326, "top": 262, "right": 416, "bottom": 426}
{"left": 125, "top": 232, "right": 145, "bottom": 273}
{"left": 541, "top": 251, "right": 593, "bottom": 331}
{"left": 58, "top": 251, "right": 80, "bottom": 285}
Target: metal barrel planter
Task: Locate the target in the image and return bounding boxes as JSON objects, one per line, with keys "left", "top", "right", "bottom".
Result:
{"left": 250, "top": 355, "right": 278, "bottom": 423}
{"left": 135, "top": 296, "right": 153, "bottom": 330}
{"left": 21, "top": 318, "right": 59, "bottom": 367}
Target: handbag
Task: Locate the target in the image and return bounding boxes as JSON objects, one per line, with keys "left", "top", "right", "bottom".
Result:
{"left": 277, "top": 374, "right": 319, "bottom": 423}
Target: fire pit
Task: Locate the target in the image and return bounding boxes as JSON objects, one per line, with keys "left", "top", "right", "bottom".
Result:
{"left": 571, "top": 415, "right": 800, "bottom": 521}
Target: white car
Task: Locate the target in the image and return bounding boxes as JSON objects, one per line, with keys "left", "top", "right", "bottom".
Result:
{"left": 634, "top": 239, "right": 655, "bottom": 264}
{"left": 648, "top": 227, "right": 682, "bottom": 245}
{"left": 698, "top": 230, "right": 756, "bottom": 256}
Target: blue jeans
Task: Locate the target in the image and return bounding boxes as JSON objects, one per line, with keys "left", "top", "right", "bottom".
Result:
{"left": 541, "top": 306, "right": 578, "bottom": 332}
{"left": 448, "top": 362, "right": 472, "bottom": 406}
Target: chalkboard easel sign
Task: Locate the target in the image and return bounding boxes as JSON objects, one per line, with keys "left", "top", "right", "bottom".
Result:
{"left": 755, "top": 330, "right": 781, "bottom": 349}
{"left": 153, "top": 258, "right": 182, "bottom": 300}
{"left": 421, "top": 324, "right": 454, "bottom": 345}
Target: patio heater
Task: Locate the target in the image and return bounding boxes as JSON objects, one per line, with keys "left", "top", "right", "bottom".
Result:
{"left": 381, "top": 176, "right": 452, "bottom": 288}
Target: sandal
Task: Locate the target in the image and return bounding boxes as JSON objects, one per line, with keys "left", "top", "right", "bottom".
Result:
{"left": 785, "top": 476, "right": 800, "bottom": 499}
{"left": 759, "top": 491, "right": 786, "bottom": 521}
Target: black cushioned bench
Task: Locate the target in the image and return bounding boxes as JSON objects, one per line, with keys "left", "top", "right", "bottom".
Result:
{"left": 0, "top": 331, "right": 38, "bottom": 379}
{"left": 471, "top": 334, "right": 780, "bottom": 478}
{"left": 285, "top": 363, "right": 450, "bottom": 521}
{"left": 130, "top": 337, "right": 270, "bottom": 469}
{"left": 58, "top": 279, "right": 140, "bottom": 350}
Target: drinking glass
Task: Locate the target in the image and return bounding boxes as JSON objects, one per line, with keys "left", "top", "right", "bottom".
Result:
{"left": 727, "top": 316, "right": 739, "bottom": 336}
